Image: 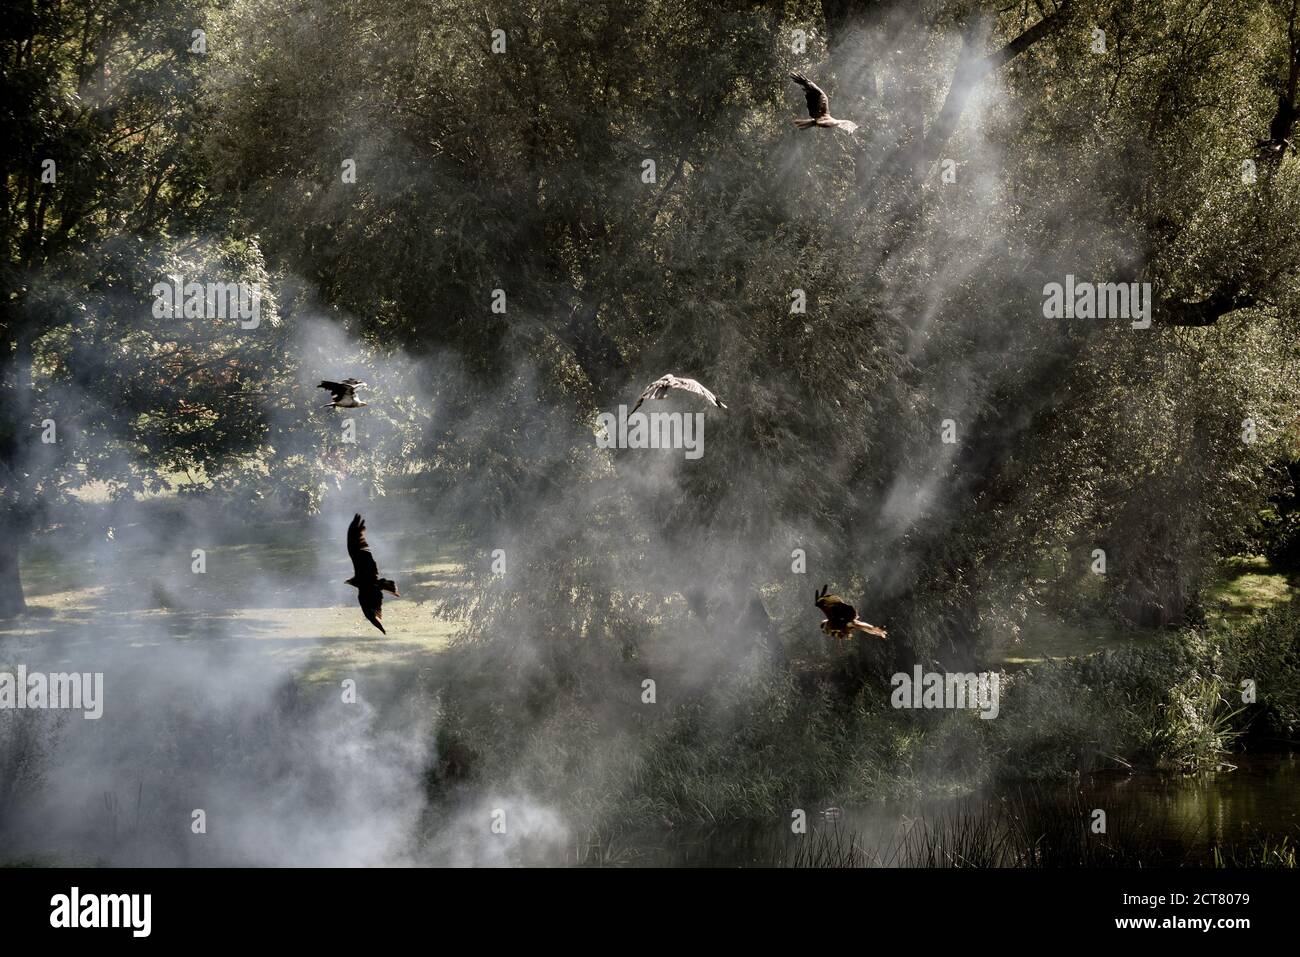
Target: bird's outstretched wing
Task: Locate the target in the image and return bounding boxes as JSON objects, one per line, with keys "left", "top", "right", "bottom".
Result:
{"left": 629, "top": 379, "right": 661, "bottom": 416}
{"left": 630, "top": 374, "right": 727, "bottom": 415}
{"left": 791, "top": 71, "right": 830, "bottom": 119}
{"left": 670, "top": 376, "right": 726, "bottom": 409}
{"left": 319, "top": 380, "right": 354, "bottom": 402}
{"left": 359, "top": 589, "right": 386, "bottom": 634}
{"left": 347, "top": 513, "right": 379, "bottom": 581}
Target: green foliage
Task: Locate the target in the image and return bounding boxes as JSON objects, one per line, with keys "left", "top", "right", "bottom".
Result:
{"left": 1224, "top": 602, "right": 1300, "bottom": 736}
{"left": 995, "top": 603, "right": 1300, "bottom": 777}
{"left": 1215, "top": 835, "right": 1299, "bottom": 867}
{"left": 428, "top": 601, "right": 1300, "bottom": 826}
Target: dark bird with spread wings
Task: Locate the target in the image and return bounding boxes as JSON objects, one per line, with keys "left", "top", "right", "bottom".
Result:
{"left": 815, "top": 584, "right": 887, "bottom": 640}
{"left": 346, "top": 513, "right": 399, "bottom": 634}
{"left": 791, "top": 72, "right": 859, "bottom": 134}
{"left": 319, "top": 378, "right": 368, "bottom": 409}
{"left": 630, "top": 374, "right": 727, "bottom": 415}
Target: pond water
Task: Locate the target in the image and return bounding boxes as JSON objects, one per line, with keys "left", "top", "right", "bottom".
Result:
{"left": 569, "top": 752, "right": 1300, "bottom": 867}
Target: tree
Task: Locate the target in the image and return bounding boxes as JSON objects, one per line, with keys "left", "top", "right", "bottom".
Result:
{"left": 0, "top": 0, "right": 428, "bottom": 616}
{"left": 206, "top": 0, "right": 1300, "bottom": 676}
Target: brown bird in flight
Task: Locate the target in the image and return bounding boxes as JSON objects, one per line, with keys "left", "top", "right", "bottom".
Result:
{"left": 791, "top": 72, "right": 859, "bottom": 134}
{"left": 346, "top": 513, "right": 398, "bottom": 634}
{"left": 815, "top": 584, "right": 887, "bottom": 640}
{"left": 630, "top": 374, "right": 727, "bottom": 415}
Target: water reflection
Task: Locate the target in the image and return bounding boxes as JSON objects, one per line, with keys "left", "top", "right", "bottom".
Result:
{"left": 565, "top": 753, "right": 1300, "bottom": 867}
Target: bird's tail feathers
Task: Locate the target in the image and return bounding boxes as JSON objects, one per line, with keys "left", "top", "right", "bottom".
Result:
{"left": 380, "top": 578, "right": 399, "bottom": 596}
{"left": 834, "top": 120, "right": 860, "bottom": 134}
{"left": 851, "top": 619, "right": 887, "bottom": 638}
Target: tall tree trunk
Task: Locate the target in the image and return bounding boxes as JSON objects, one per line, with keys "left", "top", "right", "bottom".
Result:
{"left": 0, "top": 315, "right": 33, "bottom": 618}
{"left": 0, "top": 513, "right": 27, "bottom": 618}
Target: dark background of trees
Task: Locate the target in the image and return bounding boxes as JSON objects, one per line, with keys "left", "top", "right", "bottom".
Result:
{"left": 3, "top": 0, "right": 1300, "bottom": 676}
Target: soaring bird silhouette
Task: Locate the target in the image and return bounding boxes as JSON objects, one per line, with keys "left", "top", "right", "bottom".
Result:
{"left": 319, "top": 378, "right": 368, "bottom": 409}
{"left": 815, "top": 584, "right": 887, "bottom": 640}
{"left": 791, "top": 72, "right": 859, "bottom": 134}
{"left": 630, "top": 374, "right": 727, "bottom": 415}
{"left": 346, "top": 513, "right": 398, "bottom": 634}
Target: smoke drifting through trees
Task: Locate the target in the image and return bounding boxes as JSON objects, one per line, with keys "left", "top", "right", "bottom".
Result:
{"left": 2, "top": 0, "right": 1300, "bottom": 860}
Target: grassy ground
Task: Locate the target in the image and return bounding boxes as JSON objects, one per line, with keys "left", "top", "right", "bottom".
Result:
{"left": 7, "top": 481, "right": 1296, "bottom": 716}
{"left": 1, "top": 495, "right": 466, "bottom": 686}
{"left": 998, "top": 554, "right": 1300, "bottom": 667}
{"left": 10, "top": 493, "right": 1296, "bottom": 681}
{"left": 1205, "top": 555, "right": 1299, "bottom": 623}
{"left": 1001, "top": 611, "right": 1137, "bottom": 666}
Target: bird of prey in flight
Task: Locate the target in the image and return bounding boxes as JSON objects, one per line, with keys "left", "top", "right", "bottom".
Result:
{"left": 319, "top": 378, "right": 368, "bottom": 409}
{"left": 630, "top": 374, "right": 727, "bottom": 415}
{"left": 815, "top": 584, "right": 887, "bottom": 639}
{"left": 346, "top": 513, "right": 399, "bottom": 634}
{"left": 790, "top": 72, "right": 859, "bottom": 134}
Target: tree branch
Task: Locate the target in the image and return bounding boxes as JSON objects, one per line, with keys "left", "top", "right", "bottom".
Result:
{"left": 916, "top": 2, "right": 1073, "bottom": 170}
{"left": 1158, "top": 288, "right": 1256, "bottom": 327}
